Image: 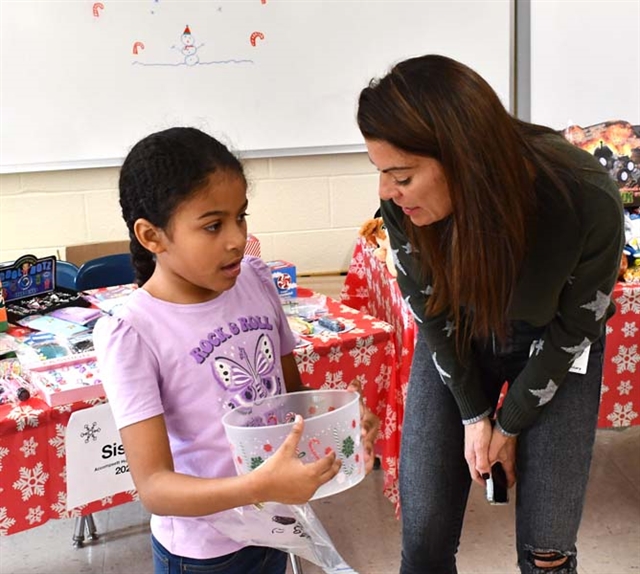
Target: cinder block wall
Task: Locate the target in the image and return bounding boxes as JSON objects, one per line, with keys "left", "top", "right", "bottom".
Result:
{"left": 0, "top": 153, "right": 380, "bottom": 274}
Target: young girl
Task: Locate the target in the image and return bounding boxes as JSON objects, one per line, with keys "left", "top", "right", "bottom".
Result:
{"left": 93, "top": 127, "right": 376, "bottom": 574}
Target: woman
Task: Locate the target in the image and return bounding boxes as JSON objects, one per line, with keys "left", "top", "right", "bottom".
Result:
{"left": 357, "top": 55, "right": 624, "bottom": 573}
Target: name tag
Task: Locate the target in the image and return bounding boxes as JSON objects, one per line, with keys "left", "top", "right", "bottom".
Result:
{"left": 529, "top": 341, "right": 590, "bottom": 375}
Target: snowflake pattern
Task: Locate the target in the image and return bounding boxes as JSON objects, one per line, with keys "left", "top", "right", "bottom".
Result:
{"left": 327, "top": 346, "right": 343, "bottom": 363}
{"left": 7, "top": 404, "right": 43, "bottom": 432}
{"left": 80, "top": 421, "right": 101, "bottom": 443}
{"left": 0, "top": 446, "right": 9, "bottom": 472}
{"left": 606, "top": 402, "right": 639, "bottom": 427}
{"left": 622, "top": 322, "right": 638, "bottom": 338}
{"left": 48, "top": 423, "right": 66, "bottom": 458}
{"left": 51, "top": 491, "right": 85, "bottom": 518}
{"left": 26, "top": 505, "right": 45, "bottom": 525}
{"left": 294, "top": 349, "right": 320, "bottom": 374}
{"left": 323, "top": 371, "right": 344, "bottom": 388}
{"left": 374, "top": 364, "right": 392, "bottom": 394}
{"left": 0, "top": 507, "right": 16, "bottom": 535}
{"left": 20, "top": 437, "right": 38, "bottom": 458}
{"left": 617, "top": 380, "right": 633, "bottom": 396}
{"left": 383, "top": 410, "right": 397, "bottom": 440}
{"left": 617, "top": 287, "right": 640, "bottom": 314}
{"left": 612, "top": 344, "right": 639, "bottom": 374}
{"left": 12, "top": 462, "right": 49, "bottom": 501}
{"left": 349, "top": 336, "right": 378, "bottom": 367}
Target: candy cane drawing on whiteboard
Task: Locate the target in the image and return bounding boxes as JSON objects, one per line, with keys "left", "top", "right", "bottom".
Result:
{"left": 92, "top": 2, "right": 104, "bottom": 17}
{"left": 250, "top": 32, "right": 265, "bottom": 47}
{"left": 132, "top": 42, "right": 145, "bottom": 55}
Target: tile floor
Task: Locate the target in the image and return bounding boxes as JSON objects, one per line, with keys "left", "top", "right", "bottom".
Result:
{"left": 1, "top": 276, "right": 638, "bottom": 574}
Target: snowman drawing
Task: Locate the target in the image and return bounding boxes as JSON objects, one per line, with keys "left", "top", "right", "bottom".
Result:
{"left": 173, "top": 25, "right": 203, "bottom": 66}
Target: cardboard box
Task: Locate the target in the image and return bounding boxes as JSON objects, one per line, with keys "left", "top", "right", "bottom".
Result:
{"left": 65, "top": 241, "right": 130, "bottom": 267}
{"left": 266, "top": 260, "right": 297, "bottom": 299}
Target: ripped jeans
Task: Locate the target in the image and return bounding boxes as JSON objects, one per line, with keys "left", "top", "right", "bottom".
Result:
{"left": 399, "top": 323, "right": 604, "bottom": 574}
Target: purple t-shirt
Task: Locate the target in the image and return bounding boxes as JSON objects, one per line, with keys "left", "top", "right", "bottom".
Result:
{"left": 93, "top": 257, "right": 296, "bottom": 559}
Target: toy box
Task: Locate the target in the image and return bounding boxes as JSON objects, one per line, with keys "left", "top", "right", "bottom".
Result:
{"left": 266, "top": 260, "right": 297, "bottom": 300}
{"left": 0, "top": 254, "right": 90, "bottom": 323}
{"left": 29, "top": 360, "right": 104, "bottom": 407}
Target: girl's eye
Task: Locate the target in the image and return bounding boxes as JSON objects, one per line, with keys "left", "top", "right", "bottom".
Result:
{"left": 395, "top": 177, "right": 411, "bottom": 186}
{"left": 205, "top": 222, "right": 220, "bottom": 232}
{"left": 238, "top": 212, "right": 250, "bottom": 222}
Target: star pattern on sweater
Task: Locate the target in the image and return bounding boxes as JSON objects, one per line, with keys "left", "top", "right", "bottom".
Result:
{"left": 392, "top": 248, "right": 407, "bottom": 276}
{"left": 421, "top": 285, "right": 433, "bottom": 296}
{"left": 444, "top": 320, "right": 455, "bottom": 338}
{"left": 580, "top": 291, "right": 610, "bottom": 321}
{"left": 561, "top": 337, "right": 591, "bottom": 362}
{"left": 405, "top": 295, "right": 423, "bottom": 324}
{"left": 402, "top": 242, "right": 414, "bottom": 255}
{"left": 432, "top": 352, "right": 451, "bottom": 383}
{"left": 532, "top": 339, "right": 544, "bottom": 355}
{"left": 530, "top": 380, "right": 558, "bottom": 407}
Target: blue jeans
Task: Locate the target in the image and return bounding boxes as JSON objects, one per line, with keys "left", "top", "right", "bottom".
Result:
{"left": 151, "top": 535, "right": 287, "bottom": 574}
{"left": 399, "top": 322, "right": 604, "bottom": 574}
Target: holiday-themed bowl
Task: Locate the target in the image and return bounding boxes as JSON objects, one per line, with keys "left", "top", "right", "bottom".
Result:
{"left": 221, "top": 389, "right": 365, "bottom": 500}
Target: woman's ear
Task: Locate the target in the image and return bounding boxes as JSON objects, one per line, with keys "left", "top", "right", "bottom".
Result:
{"left": 134, "top": 218, "right": 166, "bottom": 254}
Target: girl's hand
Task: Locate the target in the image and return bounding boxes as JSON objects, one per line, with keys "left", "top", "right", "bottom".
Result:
{"left": 253, "top": 415, "right": 341, "bottom": 505}
{"left": 464, "top": 417, "right": 492, "bottom": 486}
{"left": 347, "top": 380, "right": 380, "bottom": 474}
{"left": 488, "top": 427, "right": 517, "bottom": 488}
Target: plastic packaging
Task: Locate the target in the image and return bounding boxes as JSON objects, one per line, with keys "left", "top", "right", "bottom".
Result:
{"left": 210, "top": 502, "right": 358, "bottom": 573}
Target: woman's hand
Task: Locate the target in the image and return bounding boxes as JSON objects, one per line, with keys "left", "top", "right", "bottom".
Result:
{"left": 488, "top": 427, "right": 517, "bottom": 488}
{"left": 464, "top": 417, "right": 492, "bottom": 486}
{"left": 254, "top": 415, "right": 341, "bottom": 505}
{"left": 347, "top": 379, "right": 380, "bottom": 474}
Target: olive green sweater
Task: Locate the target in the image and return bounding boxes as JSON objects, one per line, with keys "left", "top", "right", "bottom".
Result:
{"left": 381, "top": 136, "right": 625, "bottom": 435}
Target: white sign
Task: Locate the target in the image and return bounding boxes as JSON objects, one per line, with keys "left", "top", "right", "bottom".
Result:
{"left": 66, "top": 403, "right": 135, "bottom": 509}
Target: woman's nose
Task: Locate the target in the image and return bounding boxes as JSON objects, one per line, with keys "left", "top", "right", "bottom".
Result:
{"left": 378, "top": 174, "right": 398, "bottom": 201}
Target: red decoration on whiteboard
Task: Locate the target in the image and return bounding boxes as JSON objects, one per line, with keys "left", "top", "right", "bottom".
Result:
{"left": 133, "top": 41, "right": 145, "bottom": 55}
{"left": 92, "top": 3, "right": 104, "bottom": 17}
{"left": 250, "top": 31, "right": 265, "bottom": 47}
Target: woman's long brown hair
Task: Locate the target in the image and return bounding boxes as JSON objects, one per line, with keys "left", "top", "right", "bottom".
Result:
{"left": 357, "top": 55, "right": 573, "bottom": 353}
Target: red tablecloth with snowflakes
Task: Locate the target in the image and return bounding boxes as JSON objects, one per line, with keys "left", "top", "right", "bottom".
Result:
{"left": 0, "top": 290, "right": 398, "bottom": 536}
{"left": 342, "top": 237, "right": 640, "bottom": 432}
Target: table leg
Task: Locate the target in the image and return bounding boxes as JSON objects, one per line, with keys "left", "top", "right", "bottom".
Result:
{"left": 72, "top": 514, "right": 99, "bottom": 548}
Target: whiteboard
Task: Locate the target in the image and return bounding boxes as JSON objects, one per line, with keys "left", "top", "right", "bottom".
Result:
{"left": 0, "top": 0, "right": 512, "bottom": 173}
{"left": 530, "top": 0, "right": 640, "bottom": 129}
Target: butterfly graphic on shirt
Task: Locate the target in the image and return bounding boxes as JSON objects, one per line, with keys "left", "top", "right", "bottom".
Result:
{"left": 212, "top": 333, "right": 282, "bottom": 409}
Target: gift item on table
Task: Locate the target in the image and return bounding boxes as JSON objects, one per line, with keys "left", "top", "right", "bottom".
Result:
{"left": 222, "top": 390, "right": 365, "bottom": 501}
{"left": 287, "top": 315, "right": 315, "bottom": 336}
{"left": 29, "top": 360, "right": 104, "bottom": 406}
{"left": 282, "top": 295, "right": 328, "bottom": 320}
{"left": 17, "top": 314, "right": 89, "bottom": 337}
{"left": 81, "top": 284, "right": 137, "bottom": 314}
{"left": 210, "top": 502, "right": 358, "bottom": 574}
{"left": 266, "top": 260, "right": 297, "bottom": 300}
{"left": 14, "top": 331, "right": 96, "bottom": 371}
{"left": 0, "top": 277, "right": 8, "bottom": 332}
{"left": 0, "top": 374, "right": 33, "bottom": 404}
{"left": 0, "top": 255, "right": 91, "bottom": 323}
{"left": 47, "top": 306, "right": 103, "bottom": 326}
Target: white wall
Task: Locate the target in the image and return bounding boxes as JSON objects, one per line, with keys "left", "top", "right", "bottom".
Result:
{"left": 0, "top": 153, "right": 380, "bottom": 274}
{"left": 530, "top": 0, "right": 640, "bottom": 128}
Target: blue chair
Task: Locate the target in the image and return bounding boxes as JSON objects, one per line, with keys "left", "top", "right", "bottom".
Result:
{"left": 75, "top": 253, "right": 136, "bottom": 291}
{"left": 55, "top": 260, "right": 79, "bottom": 291}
